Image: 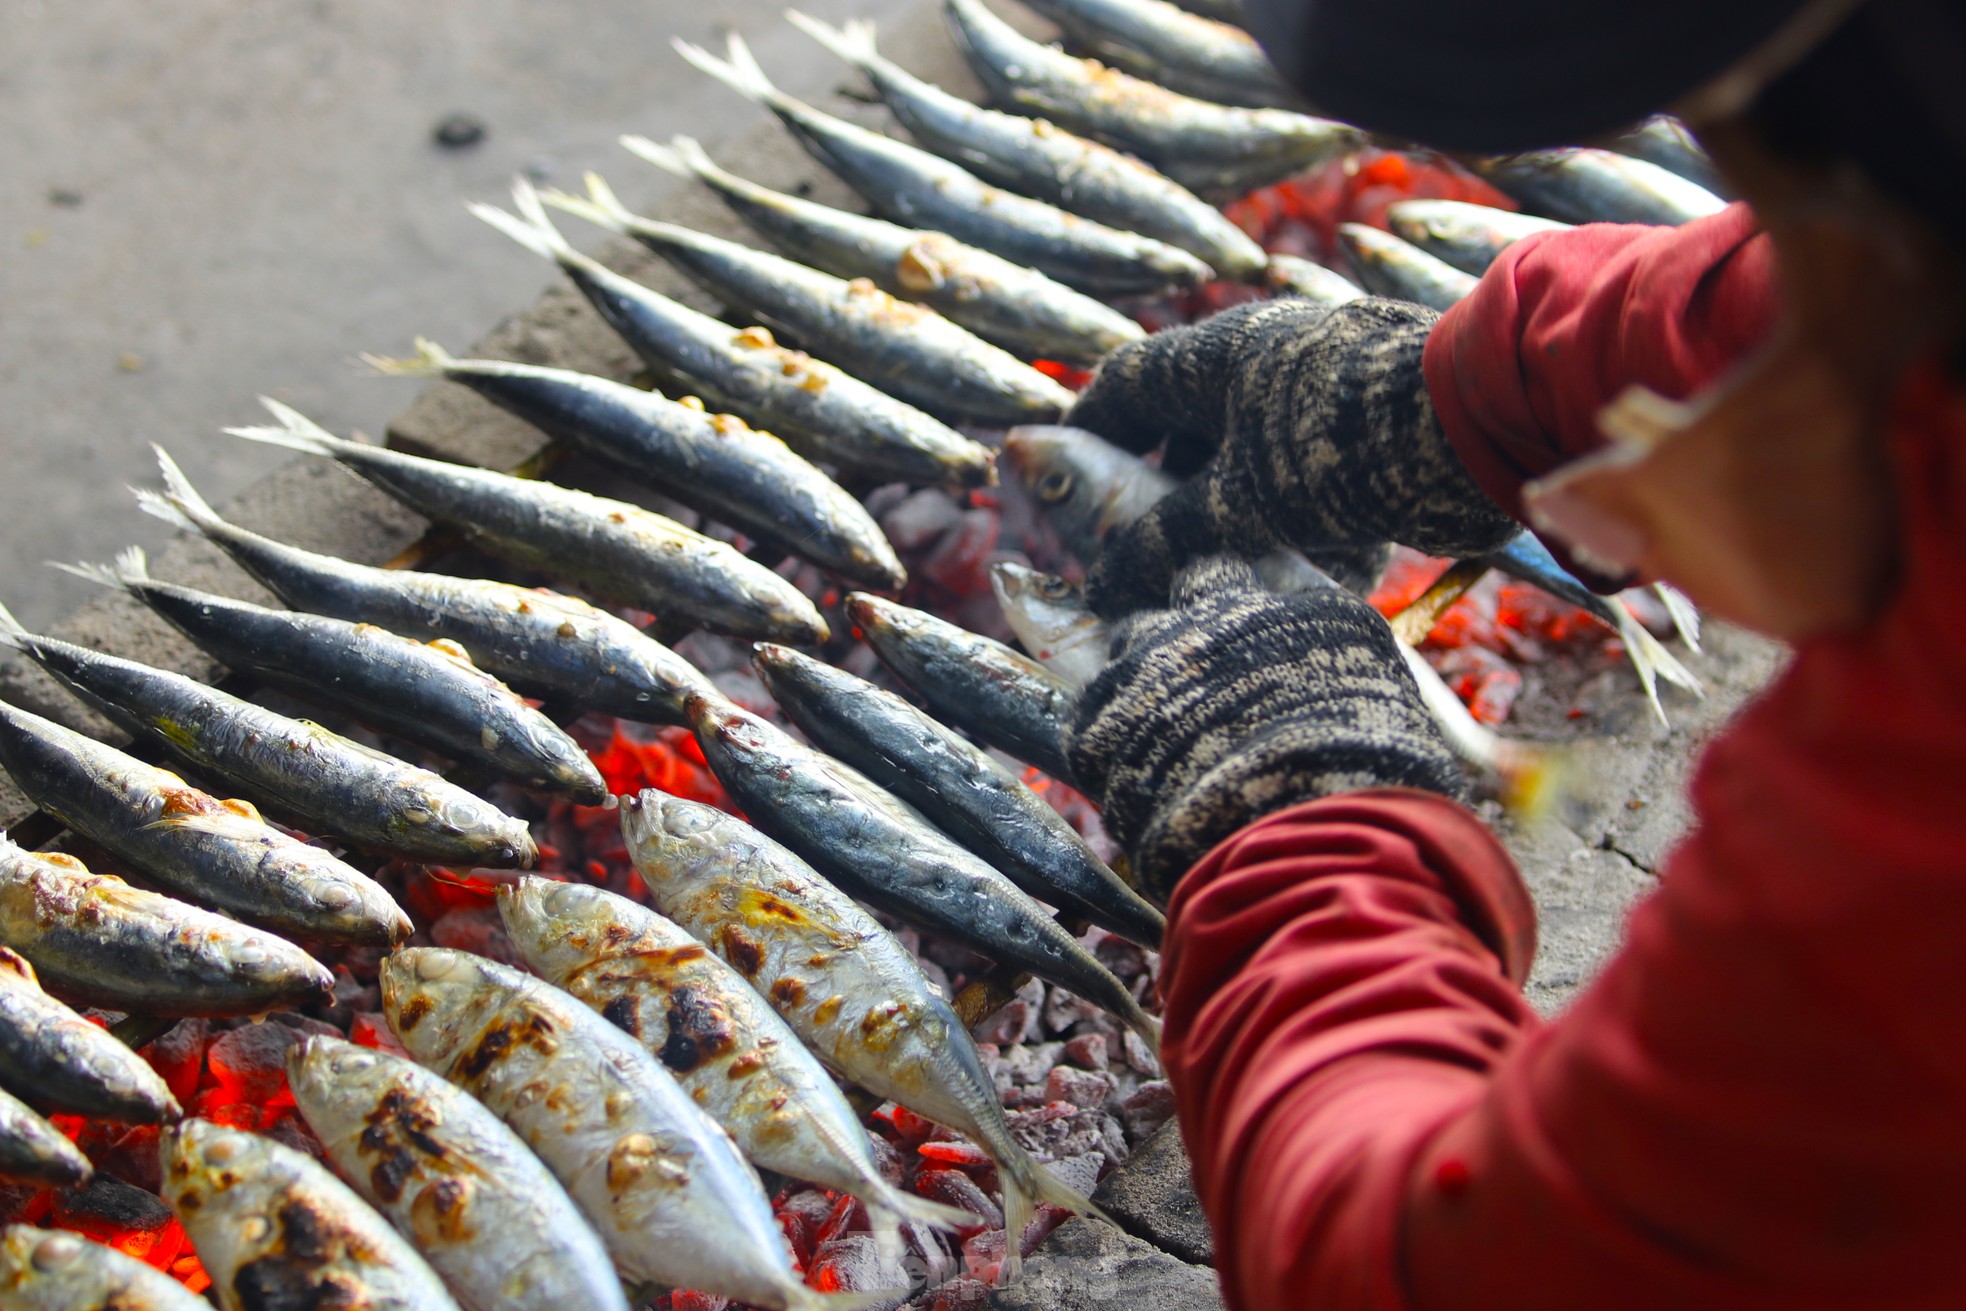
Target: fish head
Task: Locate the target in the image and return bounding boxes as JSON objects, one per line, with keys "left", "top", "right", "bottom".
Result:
{"left": 1385, "top": 199, "right": 1477, "bottom": 250}
{"left": 385, "top": 793, "right": 539, "bottom": 872}
{"left": 284, "top": 1034, "right": 393, "bottom": 1117}
{"left": 748, "top": 641, "right": 843, "bottom": 709}
{"left": 619, "top": 790, "right": 736, "bottom": 883}
{"left": 989, "top": 562, "right": 1092, "bottom": 649}
{"left": 684, "top": 692, "right": 782, "bottom": 766}
{"left": 524, "top": 724, "right": 611, "bottom": 807}
{"left": 378, "top": 947, "right": 508, "bottom": 1067}
{"left": 844, "top": 591, "right": 912, "bottom": 643}
{"left": 496, "top": 875, "right": 643, "bottom": 979}
{"left": 0, "top": 1226, "right": 88, "bottom": 1294}
{"left": 1004, "top": 425, "right": 1173, "bottom": 562}
{"left": 159, "top": 1117, "right": 280, "bottom": 1232}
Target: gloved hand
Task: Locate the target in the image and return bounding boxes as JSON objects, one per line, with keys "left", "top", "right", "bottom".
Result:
{"left": 1068, "top": 557, "right": 1466, "bottom": 902}
{"left": 1067, "top": 296, "right": 1519, "bottom": 616}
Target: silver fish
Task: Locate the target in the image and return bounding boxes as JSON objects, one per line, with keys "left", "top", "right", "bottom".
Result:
{"left": 1015, "top": 0, "right": 1298, "bottom": 108}
{"left": 785, "top": 13, "right": 1266, "bottom": 282}
{"left": 1607, "top": 115, "right": 1728, "bottom": 196}
{"left": 619, "top": 791, "right": 1097, "bottom": 1281}
{"left": 0, "top": 1094, "right": 92, "bottom": 1189}
{"left": 1472, "top": 148, "right": 1728, "bottom": 226}
{"left": 62, "top": 547, "right": 606, "bottom": 804}
{"left": 1384, "top": 199, "right": 1570, "bottom": 276}
{"left": 161, "top": 1117, "right": 461, "bottom": 1311}
{"left": 625, "top": 133, "right": 1143, "bottom": 366}
{"left": 671, "top": 34, "right": 1212, "bottom": 297}
{"left": 942, "top": 0, "right": 1364, "bottom": 197}
{"left": 136, "top": 447, "right": 719, "bottom": 723}
{"left": 685, "top": 694, "right": 1159, "bottom": 1048}
{"left": 846, "top": 591, "right": 1079, "bottom": 784}
{"left": 0, "top": 1225, "right": 210, "bottom": 1310}
{"left": 752, "top": 643, "right": 1162, "bottom": 946}
{"left": 0, "top": 832, "right": 332, "bottom": 1017}
{"left": 0, "top": 947, "right": 178, "bottom": 1122}
{"left": 0, "top": 603, "right": 536, "bottom": 871}
{"left": 367, "top": 340, "right": 905, "bottom": 593}
{"left": 1164, "top": 0, "right": 1243, "bottom": 22}
{"left": 498, "top": 878, "right": 971, "bottom": 1251}
{"left": 1264, "top": 253, "right": 1365, "bottom": 304}
{"left": 229, "top": 400, "right": 824, "bottom": 645}
{"left": 378, "top": 948, "right": 833, "bottom": 1311}
{"left": 472, "top": 179, "right": 995, "bottom": 491}
{"left": 286, "top": 1036, "right": 629, "bottom": 1311}
{"left": 1335, "top": 222, "right": 1478, "bottom": 311}
{"left": 989, "top": 562, "right": 1109, "bottom": 689}
{"left": 0, "top": 698, "right": 410, "bottom": 947}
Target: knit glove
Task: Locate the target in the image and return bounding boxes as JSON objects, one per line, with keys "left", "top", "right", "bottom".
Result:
{"left": 1068, "top": 557, "right": 1465, "bottom": 902}
{"left": 1067, "top": 296, "right": 1519, "bottom": 616}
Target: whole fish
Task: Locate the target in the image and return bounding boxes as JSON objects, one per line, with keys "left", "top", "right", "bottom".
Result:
{"left": 472, "top": 180, "right": 995, "bottom": 491}
{"left": 498, "top": 878, "right": 971, "bottom": 1251}
{"left": 135, "top": 447, "right": 724, "bottom": 722}
{"left": 286, "top": 1036, "right": 630, "bottom": 1311}
{"left": 229, "top": 400, "right": 825, "bottom": 645}
{"left": 546, "top": 173, "right": 1077, "bottom": 428}
{"left": 752, "top": 644, "right": 1162, "bottom": 947}
{"left": 1384, "top": 199, "right": 1570, "bottom": 276}
{"left": 0, "top": 946, "right": 176, "bottom": 1121}
{"left": 0, "top": 1094, "right": 92, "bottom": 1188}
{"left": 379, "top": 948, "right": 833, "bottom": 1311}
{"left": 942, "top": 0, "right": 1364, "bottom": 196}
{"left": 1472, "top": 148, "right": 1728, "bottom": 226}
{"left": 0, "top": 832, "right": 332, "bottom": 1016}
{"left": 624, "top": 133, "right": 1143, "bottom": 366}
{"left": 784, "top": 13, "right": 1266, "bottom": 282}
{"left": 1607, "top": 115, "right": 1729, "bottom": 196}
{"left": 989, "top": 561, "right": 1108, "bottom": 688}
{"left": 846, "top": 591, "right": 1078, "bottom": 783}
{"left": 0, "top": 1225, "right": 211, "bottom": 1310}
{"left": 62, "top": 547, "right": 606, "bottom": 804}
{"left": 1015, "top": 0, "right": 1298, "bottom": 108}
{"left": 0, "top": 698, "right": 410, "bottom": 946}
{"left": 1264, "top": 253, "right": 1365, "bottom": 304}
{"left": 1335, "top": 222, "right": 1478, "bottom": 311}
{"left": 0, "top": 603, "right": 536, "bottom": 871}
{"left": 367, "top": 341, "right": 905, "bottom": 593}
{"left": 161, "top": 1117, "right": 461, "bottom": 1311}
{"left": 685, "top": 694, "right": 1159, "bottom": 1049}
{"left": 671, "top": 34, "right": 1212, "bottom": 297}
{"left": 620, "top": 791, "right": 1097, "bottom": 1280}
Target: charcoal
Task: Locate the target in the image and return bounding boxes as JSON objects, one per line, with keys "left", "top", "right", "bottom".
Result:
{"left": 1120, "top": 1080, "right": 1178, "bottom": 1141}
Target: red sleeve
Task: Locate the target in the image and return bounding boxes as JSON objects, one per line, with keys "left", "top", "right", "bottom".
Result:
{"left": 1160, "top": 374, "right": 1966, "bottom": 1309}
{"left": 1422, "top": 203, "right": 1777, "bottom": 525}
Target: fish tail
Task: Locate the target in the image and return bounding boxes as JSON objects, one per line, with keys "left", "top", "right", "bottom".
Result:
{"left": 135, "top": 446, "right": 228, "bottom": 537}
{"left": 1654, "top": 582, "right": 1703, "bottom": 652}
{"left": 0, "top": 598, "right": 29, "bottom": 650}
{"left": 469, "top": 176, "right": 577, "bottom": 265}
{"left": 51, "top": 544, "right": 151, "bottom": 593}
{"left": 996, "top": 1149, "right": 1109, "bottom": 1283}
{"left": 786, "top": 10, "right": 879, "bottom": 68}
{"left": 359, "top": 337, "right": 456, "bottom": 379}
{"left": 620, "top": 132, "right": 720, "bottom": 186}
{"left": 1611, "top": 607, "right": 1702, "bottom": 728}
{"left": 672, "top": 32, "right": 784, "bottom": 109}
{"left": 537, "top": 171, "right": 638, "bottom": 237}
{"left": 875, "top": 1182, "right": 979, "bottom": 1233}
{"left": 1121, "top": 1001, "right": 1163, "bottom": 1059}
{"left": 224, "top": 396, "right": 346, "bottom": 457}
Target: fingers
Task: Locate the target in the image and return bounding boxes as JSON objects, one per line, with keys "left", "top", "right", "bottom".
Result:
{"left": 1168, "top": 555, "right": 1265, "bottom": 607}
{"left": 1083, "top": 476, "right": 1263, "bottom": 618}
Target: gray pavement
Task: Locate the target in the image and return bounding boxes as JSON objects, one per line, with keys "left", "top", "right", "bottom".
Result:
{"left": 0, "top": 0, "right": 917, "bottom": 630}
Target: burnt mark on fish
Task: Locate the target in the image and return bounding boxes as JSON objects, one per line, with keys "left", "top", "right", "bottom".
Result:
{"left": 749, "top": 895, "right": 804, "bottom": 924}
{"left": 601, "top": 993, "right": 642, "bottom": 1038}
{"left": 770, "top": 976, "right": 806, "bottom": 1008}
{"left": 233, "top": 1254, "right": 364, "bottom": 1311}
{"left": 357, "top": 1088, "right": 449, "bottom": 1204}
{"left": 409, "top": 1176, "right": 475, "bottom": 1246}
{"left": 393, "top": 994, "right": 431, "bottom": 1033}
{"left": 659, "top": 985, "right": 738, "bottom": 1072}
{"left": 456, "top": 1010, "right": 555, "bottom": 1081}
{"left": 719, "top": 924, "right": 765, "bottom": 977}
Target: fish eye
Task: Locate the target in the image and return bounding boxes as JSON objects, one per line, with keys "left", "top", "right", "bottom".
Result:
{"left": 1035, "top": 470, "right": 1074, "bottom": 503}
{"left": 1036, "top": 576, "right": 1074, "bottom": 601}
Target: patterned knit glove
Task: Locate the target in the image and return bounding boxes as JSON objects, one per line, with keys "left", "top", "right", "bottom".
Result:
{"left": 1067, "top": 296, "right": 1518, "bottom": 616}
{"left": 1068, "top": 557, "right": 1464, "bottom": 902}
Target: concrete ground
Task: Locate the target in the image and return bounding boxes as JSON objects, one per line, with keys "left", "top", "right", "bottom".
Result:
{"left": 0, "top": 0, "right": 918, "bottom": 631}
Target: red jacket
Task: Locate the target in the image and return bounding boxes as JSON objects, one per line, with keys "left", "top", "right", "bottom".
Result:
{"left": 1160, "top": 204, "right": 1966, "bottom": 1309}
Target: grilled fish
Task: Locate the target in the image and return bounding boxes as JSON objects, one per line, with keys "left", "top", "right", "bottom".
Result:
{"left": 1607, "top": 115, "right": 1728, "bottom": 196}
{"left": 379, "top": 948, "right": 836, "bottom": 1311}
{"left": 1473, "top": 148, "right": 1727, "bottom": 226}
{"left": 672, "top": 34, "right": 1211, "bottom": 297}
{"left": 943, "top": 0, "right": 1363, "bottom": 196}
{"left": 1384, "top": 199, "right": 1570, "bottom": 276}
{"left": 472, "top": 179, "right": 994, "bottom": 491}
{"left": 499, "top": 878, "right": 971, "bottom": 1252}
{"left": 0, "top": 947, "right": 177, "bottom": 1121}
{"left": 287, "top": 1036, "right": 629, "bottom": 1311}
{"left": 1264, "top": 253, "right": 1364, "bottom": 304}
{"left": 0, "top": 1225, "right": 211, "bottom": 1309}
{"left": 367, "top": 341, "right": 905, "bottom": 592}
{"left": 752, "top": 644, "right": 1161, "bottom": 946}
{"left": 989, "top": 561, "right": 1108, "bottom": 689}
{"left": 685, "top": 694, "right": 1158, "bottom": 1048}
{"left": 620, "top": 790, "right": 1098, "bottom": 1281}
{"left": 161, "top": 1117, "right": 461, "bottom": 1311}
{"left": 0, "top": 603, "right": 535, "bottom": 870}
{"left": 135, "top": 447, "right": 722, "bottom": 721}
{"left": 847, "top": 591, "right": 1078, "bottom": 784}
{"left": 1335, "top": 223, "right": 1478, "bottom": 311}
{"left": 0, "top": 832, "right": 331, "bottom": 1016}
{"left": 1016, "top": 0, "right": 1297, "bottom": 108}
{"left": 0, "top": 698, "right": 409, "bottom": 946}
{"left": 62, "top": 547, "right": 605, "bottom": 804}
{"left": 625, "top": 133, "right": 1142, "bottom": 366}
{"left": 229, "top": 400, "right": 824, "bottom": 644}
{"left": 785, "top": 13, "right": 1265, "bottom": 282}
{"left": 0, "top": 1095, "right": 93, "bottom": 1189}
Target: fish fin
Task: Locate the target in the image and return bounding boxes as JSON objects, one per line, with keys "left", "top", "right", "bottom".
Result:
{"left": 135, "top": 446, "right": 229, "bottom": 537}
{"left": 1655, "top": 582, "right": 1703, "bottom": 652}
{"left": 619, "top": 133, "right": 698, "bottom": 181}
{"left": 50, "top": 544, "right": 150, "bottom": 592}
{"left": 224, "top": 397, "right": 347, "bottom": 458}
{"left": 149, "top": 805, "right": 271, "bottom": 843}
{"left": 359, "top": 337, "right": 455, "bottom": 378}
{"left": 537, "top": 172, "right": 635, "bottom": 236}
{"left": 467, "top": 177, "right": 576, "bottom": 263}
{"left": 786, "top": 9, "right": 879, "bottom": 67}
